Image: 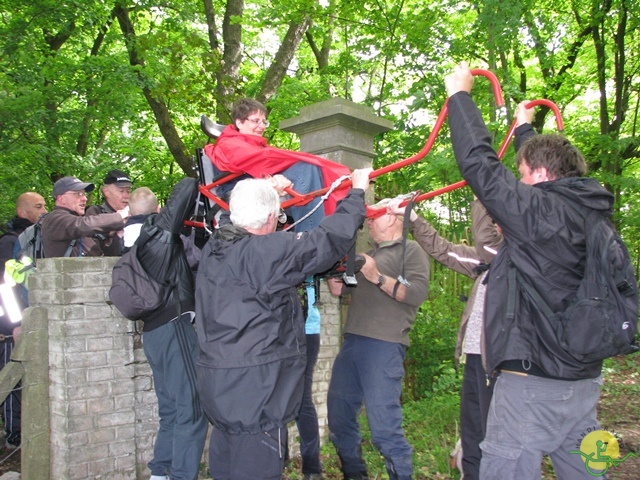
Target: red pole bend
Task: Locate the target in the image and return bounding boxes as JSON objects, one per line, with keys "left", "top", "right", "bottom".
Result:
{"left": 369, "top": 68, "right": 504, "bottom": 181}
{"left": 469, "top": 69, "right": 504, "bottom": 107}
{"left": 497, "top": 99, "right": 564, "bottom": 158}
{"left": 526, "top": 99, "right": 564, "bottom": 132}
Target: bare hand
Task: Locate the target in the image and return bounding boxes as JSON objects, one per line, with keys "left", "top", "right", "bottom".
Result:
{"left": 445, "top": 61, "right": 474, "bottom": 97}
{"left": 12, "top": 326, "right": 21, "bottom": 343}
{"left": 268, "top": 174, "right": 293, "bottom": 196}
{"left": 516, "top": 100, "right": 535, "bottom": 127}
{"left": 327, "top": 277, "right": 344, "bottom": 296}
{"left": 117, "top": 206, "right": 130, "bottom": 220}
{"left": 351, "top": 168, "right": 373, "bottom": 191}
{"left": 359, "top": 253, "right": 379, "bottom": 283}
{"left": 387, "top": 198, "right": 419, "bottom": 222}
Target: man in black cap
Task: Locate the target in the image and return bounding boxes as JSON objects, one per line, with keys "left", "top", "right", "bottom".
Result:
{"left": 41, "top": 176, "right": 129, "bottom": 258}
{"left": 85, "top": 169, "right": 133, "bottom": 255}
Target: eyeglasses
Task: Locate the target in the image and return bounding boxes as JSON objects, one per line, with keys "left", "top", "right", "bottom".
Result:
{"left": 245, "top": 118, "right": 270, "bottom": 127}
{"left": 277, "top": 209, "right": 288, "bottom": 224}
{"left": 64, "top": 191, "right": 87, "bottom": 198}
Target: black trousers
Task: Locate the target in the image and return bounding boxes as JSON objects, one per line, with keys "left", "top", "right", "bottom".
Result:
{"left": 460, "top": 353, "right": 494, "bottom": 480}
{"left": 296, "top": 333, "right": 322, "bottom": 474}
{"left": 209, "top": 426, "right": 288, "bottom": 480}
{"left": 0, "top": 338, "right": 21, "bottom": 445}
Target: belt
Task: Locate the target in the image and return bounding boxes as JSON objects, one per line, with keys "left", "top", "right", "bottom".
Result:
{"left": 499, "top": 360, "right": 555, "bottom": 379}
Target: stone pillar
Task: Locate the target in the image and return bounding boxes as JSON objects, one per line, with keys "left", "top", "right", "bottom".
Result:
{"left": 280, "top": 98, "right": 394, "bottom": 454}
{"left": 27, "top": 257, "right": 156, "bottom": 479}
{"left": 280, "top": 97, "right": 394, "bottom": 171}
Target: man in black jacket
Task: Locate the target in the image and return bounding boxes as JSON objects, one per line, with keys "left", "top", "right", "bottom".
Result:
{"left": 195, "top": 168, "right": 372, "bottom": 480}
{"left": 445, "top": 62, "right": 612, "bottom": 479}
{"left": 85, "top": 169, "right": 133, "bottom": 256}
{"left": 132, "top": 178, "right": 208, "bottom": 480}
{"left": 0, "top": 191, "right": 47, "bottom": 449}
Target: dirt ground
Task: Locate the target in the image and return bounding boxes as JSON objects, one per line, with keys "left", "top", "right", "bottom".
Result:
{"left": 592, "top": 358, "right": 640, "bottom": 479}
{"left": 0, "top": 444, "right": 20, "bottom": 477}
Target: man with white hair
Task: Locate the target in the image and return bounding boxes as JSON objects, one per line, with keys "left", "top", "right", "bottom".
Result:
{"left": 195, "top": 168, "right": 373, "bottom": 480}
{"left": 86, "top": 169, "right": 133, "bottom": 256}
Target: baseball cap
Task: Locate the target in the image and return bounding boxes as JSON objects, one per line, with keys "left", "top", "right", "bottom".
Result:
{"left": 53, "top": 176, "right": 95, "bottom": 199}
{"left": 103, "top": 169, "right": 132, "bottom": 187}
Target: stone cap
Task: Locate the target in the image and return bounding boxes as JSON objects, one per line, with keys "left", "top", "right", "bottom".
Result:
{"left": 280, "top": 97, "right": 394, "bottom": 136}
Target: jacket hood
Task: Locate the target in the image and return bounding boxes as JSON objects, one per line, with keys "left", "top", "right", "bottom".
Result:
{"left": 215, "top": 224, "right": 251, "bottom": 243}
{"left": 209, "top": 224, "right": 251, "bottom": 261}
{"left": 6, "top": 216, "right": 33, "bottom": 234}
{"left": 541, "top": 177, "right": 614, "bottom": 217}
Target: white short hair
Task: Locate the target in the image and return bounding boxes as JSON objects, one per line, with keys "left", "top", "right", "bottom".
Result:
{"left": 229, "top": 178, "right": 279, "bottom": 229}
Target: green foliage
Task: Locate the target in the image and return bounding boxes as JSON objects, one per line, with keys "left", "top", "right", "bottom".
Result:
{"left": 601, "top": 354, "right": 640, "bottom": 397}
{"left": 1, "top": 0, "right": 639, "bottom": 267}
{"left": 405, "top": 267, "right": 470, "bottom": 401}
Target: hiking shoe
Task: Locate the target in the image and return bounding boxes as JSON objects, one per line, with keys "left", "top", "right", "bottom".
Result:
{"left": 4, "top": 440, "right": 19, "bottom": 451}
{"left": 303, "top": 474, "right": 324, "bottom": 480}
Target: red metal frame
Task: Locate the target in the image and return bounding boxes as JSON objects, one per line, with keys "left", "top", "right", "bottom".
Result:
{"left": 195, "top": 69, "right": 564, "bottom": 224}
{"left": 365, "top": 99, "right": 564, "bottom": 218}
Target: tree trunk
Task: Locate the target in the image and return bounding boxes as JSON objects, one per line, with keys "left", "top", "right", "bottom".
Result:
{"left": 114, "top": 5, "right": 194, "bottom": 177}
{"left": 216, "top": 0, "right": 244, "bottom": 122}
{"left": 257, "top": 16, "right": 313, "bottom": 104}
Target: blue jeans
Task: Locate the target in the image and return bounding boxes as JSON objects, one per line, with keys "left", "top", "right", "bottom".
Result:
{"left": 480, "top": 371, "right": 603, "bottom": 480}
{"left": 328, "top": 334, "right": 413, "bottom": 479}
{"left": 214, "top": 162, "right": 325, "bottom": 232}
{"left": 143, "top": 314, "right": 209, "bottom": 480}
{"left": 281, "top": 162, "right": 325, "bottom": 232}
{"left": 296, "top": 334, "right": 322, "bottom": 474}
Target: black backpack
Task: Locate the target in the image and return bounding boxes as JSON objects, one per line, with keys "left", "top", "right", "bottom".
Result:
{"left": 518, "top": 208, "right": 639, "bottom": 363}
{"left": 109, "top": 225, "right": 178, "bottom": 321}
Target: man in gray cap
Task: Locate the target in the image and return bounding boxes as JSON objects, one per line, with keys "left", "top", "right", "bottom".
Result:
{"left": 41, "top": 176, "right": 129, "bottom": 258}
{"left": 85, "top": 169, "right": 133, "bottom": 256}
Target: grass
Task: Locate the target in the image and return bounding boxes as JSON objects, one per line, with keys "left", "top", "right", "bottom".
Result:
{"left": 283, "top": 391, "right": 462, "bottom": 479}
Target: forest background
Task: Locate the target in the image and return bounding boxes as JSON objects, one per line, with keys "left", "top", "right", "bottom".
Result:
{"left": 0, "top": 1, "right": 639, "bottom": 477}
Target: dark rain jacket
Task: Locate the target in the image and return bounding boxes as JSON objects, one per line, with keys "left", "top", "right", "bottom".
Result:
{"left": 195, "top": 188, "right": 366, "bottom": 434}
{"left": 41, "top": 207, "right": 124, "bottom": 258}
{"left": 448, "top": 92, "right": 614, "bottom": 380}
{"left": 136, "top": 178, "right": 199, "bottom": 332}
{"left": 85, "top": 202, "right": 122, "bottom": 256}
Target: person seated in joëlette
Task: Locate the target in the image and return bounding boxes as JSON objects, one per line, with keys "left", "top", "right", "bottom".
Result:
{"left": 203, "top": 98, "right": 351, "bottom": 232}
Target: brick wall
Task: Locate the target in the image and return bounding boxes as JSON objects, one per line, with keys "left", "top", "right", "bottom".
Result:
{"left": 27, "top": 256, "right": 342, "bottom": 479}
{"left": 29, "top": 257, "right": 157, "bottom": 479}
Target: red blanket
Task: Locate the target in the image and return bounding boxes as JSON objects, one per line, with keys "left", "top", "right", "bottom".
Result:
{"left": 204, "top": 125, "right": 351, "bottom": 214}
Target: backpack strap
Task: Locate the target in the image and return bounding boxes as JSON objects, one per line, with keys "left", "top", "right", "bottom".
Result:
{"left": 63, "top": 238, "right": 83, "bottom": 257}
{"left": 392, "top": 192, "right": 419, "bottom": 298}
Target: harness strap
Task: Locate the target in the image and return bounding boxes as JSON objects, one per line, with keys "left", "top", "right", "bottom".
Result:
{"left": 395, "top": 192, "right": 419, "bottom": 293}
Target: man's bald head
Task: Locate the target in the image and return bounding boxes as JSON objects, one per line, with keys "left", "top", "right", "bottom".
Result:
{"left": 16, "top": 192, "right": 47, "bottom": 224}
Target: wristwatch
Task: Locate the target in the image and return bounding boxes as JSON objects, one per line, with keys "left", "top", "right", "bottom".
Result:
{"left": 376, "top": 273, "right": 386, "bottom": 288}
